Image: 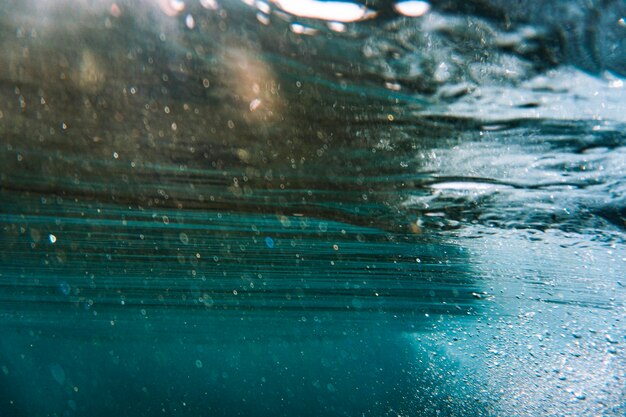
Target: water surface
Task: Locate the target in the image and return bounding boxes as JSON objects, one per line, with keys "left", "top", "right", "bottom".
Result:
{"left": 0, "top": 1, "right": 624, "bottom": 416}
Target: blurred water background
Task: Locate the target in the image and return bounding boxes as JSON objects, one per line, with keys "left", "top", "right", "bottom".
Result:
{"left": 0, "top": 0, "right": 625, "bottom": 415}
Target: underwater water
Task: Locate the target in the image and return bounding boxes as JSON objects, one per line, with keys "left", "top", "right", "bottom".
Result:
{"left": 0, "top": 0, "right": 625, "bottom": 416}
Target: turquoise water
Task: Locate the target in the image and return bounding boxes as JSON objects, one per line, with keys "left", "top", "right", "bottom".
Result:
{"left": 0, "top": 1, "right": 625, "bottom": 416}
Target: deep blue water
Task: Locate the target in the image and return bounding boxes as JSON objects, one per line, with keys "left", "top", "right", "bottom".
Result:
{"left": 0, "top": 1, "right": 625, "bottom": 416}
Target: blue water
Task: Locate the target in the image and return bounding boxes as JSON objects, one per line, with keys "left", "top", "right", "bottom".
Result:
{"left": 0, "top": 1, "right": 625, "bottom": 416}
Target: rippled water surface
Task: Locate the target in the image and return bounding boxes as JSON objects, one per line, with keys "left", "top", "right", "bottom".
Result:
{"left": 0, "top": 1, "right": 625, "bottom": 416}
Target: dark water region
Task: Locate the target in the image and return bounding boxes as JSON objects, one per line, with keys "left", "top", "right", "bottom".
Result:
{"left": 0, "top": 1, "right": 625, "bottom": 416}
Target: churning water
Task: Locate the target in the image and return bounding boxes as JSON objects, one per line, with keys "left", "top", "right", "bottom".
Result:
{"left": 0, "top": 1, "right": 624, "bottom": 416}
